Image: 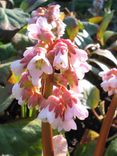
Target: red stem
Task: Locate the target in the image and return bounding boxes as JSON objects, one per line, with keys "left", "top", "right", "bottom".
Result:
{"left": 94, "top": 94, "right": 117, "bottom": 156}
{"left": 42, "top": 75, "right": 54, "bottom": 156}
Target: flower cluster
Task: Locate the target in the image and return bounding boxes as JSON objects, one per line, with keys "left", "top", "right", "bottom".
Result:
{"left": 11, "top": 4, "right": 90, "bottom": 131}
{"left": 99, "top": 68, "right": 117, "bottom": 96}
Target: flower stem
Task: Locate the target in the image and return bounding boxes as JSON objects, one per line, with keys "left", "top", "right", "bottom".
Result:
{"left": 94, "top": 94, "right": 117, "bottom": 156}
{"left": 42, "top": 75, "right": 54, "bottom": 156}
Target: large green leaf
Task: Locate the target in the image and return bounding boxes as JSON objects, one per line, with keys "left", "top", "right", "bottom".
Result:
{"left": 0, "top": 62, "right": 11, "bottom": 85}
{"left": 80, "top": 79, "right": 100, "bottom": 109}
{"left": 105, "top": 138, "right": 117, "bottom": 156}
{"left": 0, "top": 95, "right": 14, "bottom": 113}
{"left": 97, "top": 10, "right": 114, "bottom": 45}
{"left": 91, "top": 49, "right": 117, "bottom": 67}
{"left": 0, "top": 8, "right": 29, "bottom": 41}
{"left": 0, "top": 84, "right": 12, "bottom": 105}
{"left": 74, "top": 141, "right": 96, "bottom": 156}
{"left": 20, "top": 0, "right": 48, "bottom": 12}
{"left": 0, "top": 119, "right": 42, "bottom": 156}
{"left": 0, "top": 43, "right": 16, "bottom": 61}
{"left": 83, "top": 22, "right": 98, "bottom": 36}
{"left": 64, "top": 16, "right": 83, "bottom": 41}
{"left": 74, "top": 30, "right": 93, "bottom": 49}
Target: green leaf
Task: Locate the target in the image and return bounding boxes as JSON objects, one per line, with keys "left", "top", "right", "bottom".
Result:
{"left": 0, "top": 84, "right": 12, "bottom": 104}
{"left": 89, "top": 16, "right": 103, "bottom": 24}
{"left": 0, "top": 119, "right": 42, "bottom": 155}
{"left": 20, "top": 0, "right": 48, "bottom": 12}
{"left": 64, "top": 16, "right": 83, "bottom": 41}
{"left": 0, "top": 8, "right": 29, "bottom": 41}
{"left": 83, "top": 22, "right": 98, "bottom": 36}
{"left": 74, "top": 141, "right": 96, "bottom": 156}
{"left": 105, "top": 138, "right": 117, "bottom": 156}
{"left": 80, "top": 80, "right": 100, "bottom": 109}
{"left": 97, "top": 10, "right": 114, "bottom": 45}
{"left": 0, "top": 62, "right": 11, "bottom": 85}
{"left": 88, "top": 59, "right": 110, "bottom": 71}
{"left": 0, "top": 95, "right": 14, "bottom": 113}
{"left": 74, "top": 29, "right": 93, "bottom": 49}
{"left": 12, "top": 33, "right": 32, "bottom": 54}
{"left": 0, "top": 43, "right": 16, "bottom": 61}
{"left": 104, "top": 30, "right": 117, "bottom": 44}
{"left": 91, "top": 49, "right": 117, "bottom": 67}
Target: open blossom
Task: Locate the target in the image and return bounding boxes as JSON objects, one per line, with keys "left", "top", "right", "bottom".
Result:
{"left": 53, "top": 51, "right": 68, "bottom": 70}
{"left": 27, "top": 54, "right": 53, "bottom": 86}
{"left": 99, "top": 68, "right": 117, "bottom": 96}
{"left": 38, "top": 86, "right": 88, "bottom": 131}
{"left": 53, "top": 135, "right": 68, "bottom": 156}
{"left": 28, "top": 16, "right": 55, "bottom": 43}
{"left": 12, "top": 72, "right": 43, "bottom": 108}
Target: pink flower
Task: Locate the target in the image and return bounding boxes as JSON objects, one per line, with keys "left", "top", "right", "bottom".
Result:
{"left": 99, "top": 68, "right": 117, "bottom": 96}
{"left": 38, "top": 86, "right": 88, "bottom": 131}
{"left": 11, "top": 60, "right": 24, "bottom": 76}
{"left": 53, "top": 51, "right": 68, "bottom": 70}
{"left": 27, "top": 17, "right": 55, "bottom": 43}
{"left": 27, "top": 54, "right": 53, "bottom": 86}
{"left": 53, "top": 135, "right": 68, "bottom": 156}
{"left": 47, "top": 5, "right": 60, "bottom": 21}
{"left": 20, "top": 46, "right": 47, "bottom": 67}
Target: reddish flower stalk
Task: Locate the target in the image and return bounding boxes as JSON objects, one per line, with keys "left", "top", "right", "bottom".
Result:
{"left": 94, "top": 94, "right": 117, "bottom": 156}
{"left": 42, "top": 75, "right": 54, "bottom": 156}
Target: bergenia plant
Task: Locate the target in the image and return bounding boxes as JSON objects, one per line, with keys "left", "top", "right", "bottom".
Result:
{"left": 11, "top": 4, "right": 90, "bottom": 156}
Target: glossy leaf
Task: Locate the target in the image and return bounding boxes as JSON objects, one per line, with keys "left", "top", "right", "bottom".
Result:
{"left": 105, "top": 138, "right": 117, "bottom": 156}
{"left": 91, "top": 49, "right": 117, "bottom": 67}
{"left": 20, "top": 0, "right": 48, "bottom": 12}
{"left": 0, "top": 84, "right": 12, "bottom": 105}
{"left": 80, "top": 79, "right": 100, "bottom": 109}
{"left": 64, "top": 16, "right": 83, "bottom": 41}
{"left": 0, "top": 43, "right": 16, "bottom": 61}
{"left": 104, "top": 30, "right": 117, "bottom": 44}
{"left": 0, "top": 119, "right": 42, "bottom": 155}
{"left": 83, "top": 22, "right": 98, "bottom": 36}
{"left": 74, "top": 30, "right": 93, "bottom": 49}
{"left": 0, "top": 8, "right": 29, "bottom": 41}
{"left": 97, "top": 11, "right": 114, "bottom": 45}
{"left": 74, "top": 141, "right": 96, "bottom": 156}
{"left": 89, "top": 16, "right": 103, "bottom": 24}
{"left": 0, "top": 62, "right": 11, "bottom": 85}
{"left": 0, "top": 95, "right": 14, "bottom": 113}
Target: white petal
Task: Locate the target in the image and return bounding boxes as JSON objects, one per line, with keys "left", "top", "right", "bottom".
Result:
{"left": 64, "top": 107, "right": 74, "bottom": 120}
{"left": 47, "top": 110, "right": 55, "bottom": 124}
{"left": 42, "top": 62, "right": 53, "bottom": 74}
{"left": 12, "top": 83, "right": 23, "bottom": 100}
{"left": 73, "top": 104, "right": 89, "bottom": 120}
{"left": 38, "top": 108, "right": 48, "bottom": 120}
{"left": 63, "top": 119, "right": 77, "bottom": 131}
{"left": 11, "top": 60, "right": 24, "bottom": 76}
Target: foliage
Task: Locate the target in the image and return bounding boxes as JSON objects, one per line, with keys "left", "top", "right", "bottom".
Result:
{"left": 0, "top": 0, "right": 117, "bottom": 156}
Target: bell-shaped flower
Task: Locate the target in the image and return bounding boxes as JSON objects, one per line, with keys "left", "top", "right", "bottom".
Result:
{"left": 99, "top": 68, "right": 117, "bottom": 96}
{"left": 27, "top": 54, "right": 53, "bottom": 86}
{"left": 53, "top": 134, "right": 68, "bottom": 156}
{"left": 53, "top": 51, "right": 68, "bottom": 70}
{"left": 27, "top": 16, "right": 55, "bottom": 43}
